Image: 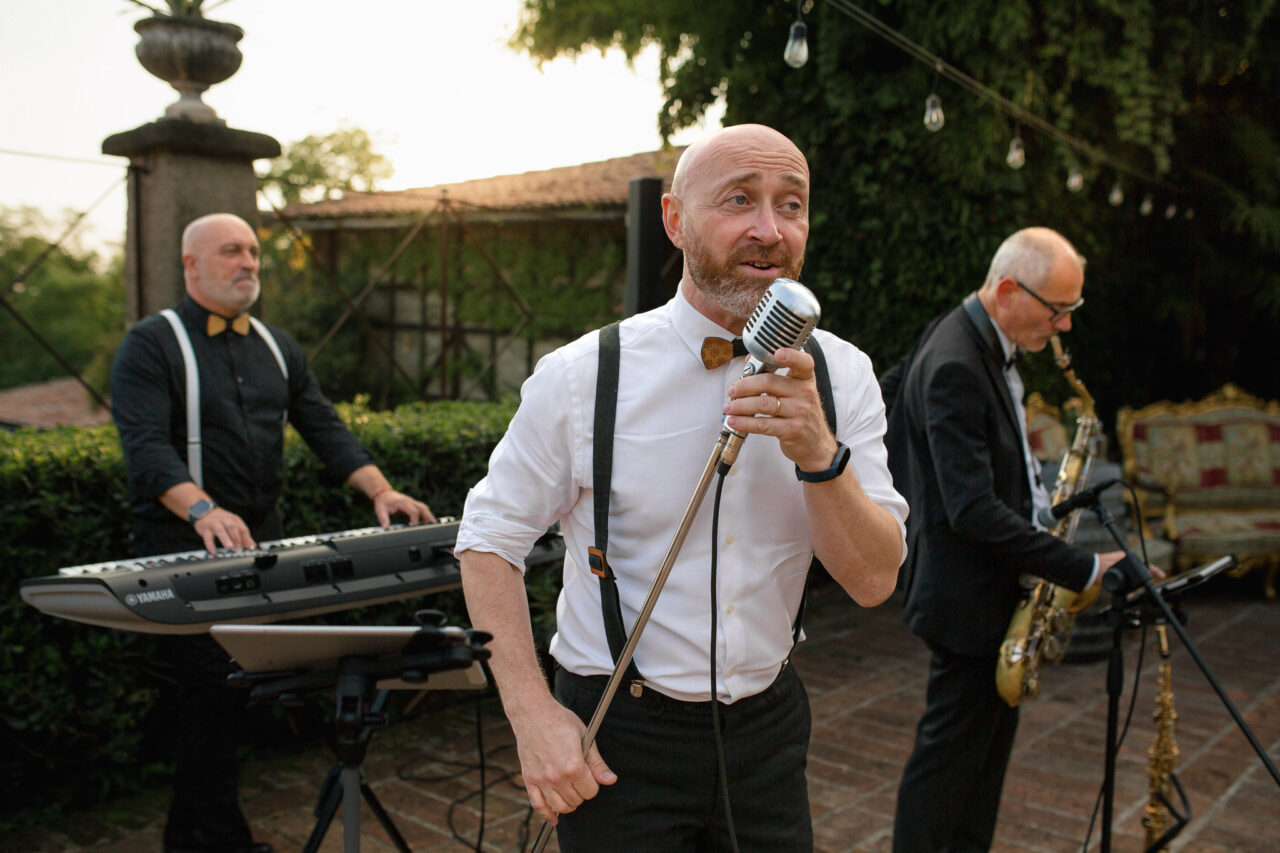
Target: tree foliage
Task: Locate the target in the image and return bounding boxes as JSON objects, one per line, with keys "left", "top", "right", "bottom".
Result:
{"left": 0, "top": 207, "right": 124, "bottom": 393}
{"left": 514, "top": 0, "right": 1280, "bottom": 427}
{"left": 257, "top": 123, "right": 395, "bottom": 208}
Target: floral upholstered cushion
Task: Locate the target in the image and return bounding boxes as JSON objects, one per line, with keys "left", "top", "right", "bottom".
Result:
{"left": 1174, "top": 509, "right": 1280, "bottom": 557}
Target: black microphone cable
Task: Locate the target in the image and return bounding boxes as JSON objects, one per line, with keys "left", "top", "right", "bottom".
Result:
{"left": 708, "top": 466, "right": 742, "bottom": 853}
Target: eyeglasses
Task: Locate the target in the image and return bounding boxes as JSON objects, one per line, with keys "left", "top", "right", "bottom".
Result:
{"left": 1014, "top": 279, "right": 1084, "bottom": 321}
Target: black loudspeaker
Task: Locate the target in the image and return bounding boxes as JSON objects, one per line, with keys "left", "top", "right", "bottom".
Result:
{"left": 624, "top": 176, "right": 678, "bottom": 317}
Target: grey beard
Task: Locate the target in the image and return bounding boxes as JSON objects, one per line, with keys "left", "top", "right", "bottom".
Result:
{"left": 700, "top": 278, "right": 768, "bottom": 322}
{"left": 687, "top": 256, "right": 771, "bottom": 322}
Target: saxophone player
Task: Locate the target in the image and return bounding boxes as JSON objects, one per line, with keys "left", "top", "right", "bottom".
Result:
{"left": 881, "top": 227, "right": 1127, "bottom": 851}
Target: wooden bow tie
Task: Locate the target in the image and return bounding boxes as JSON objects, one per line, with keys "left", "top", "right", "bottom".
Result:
{"left": 701, "top": 336, "right": 748, "bottom": 369}
{"left": 207, "top": 313, "right": 251, "bottom": 336}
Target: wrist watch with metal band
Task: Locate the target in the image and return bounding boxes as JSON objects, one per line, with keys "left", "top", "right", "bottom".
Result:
{"left": 795, "top": 441, "right": 851, "bottom": 483}
{"left": 186, "top": 498, "right": 218, "bottom": 525}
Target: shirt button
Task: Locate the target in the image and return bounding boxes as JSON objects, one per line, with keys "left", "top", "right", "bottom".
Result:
{"left": 726, "top": 604, "right": 735, "bottom": 614}
{"left": 725, "top": 535, "right": 734, "bottom": 545}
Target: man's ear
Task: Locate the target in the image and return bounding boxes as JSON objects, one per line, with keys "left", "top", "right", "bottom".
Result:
{"left": 993, "top": 277, "right": 1018, "bottom": 307}
{"left": 661, "top": 194, "right": 685, "bottom": 248}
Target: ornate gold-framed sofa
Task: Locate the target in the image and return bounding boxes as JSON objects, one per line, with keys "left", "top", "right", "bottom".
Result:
{"left": 1117, "top": 383, "right": 1280, "bottom": 599}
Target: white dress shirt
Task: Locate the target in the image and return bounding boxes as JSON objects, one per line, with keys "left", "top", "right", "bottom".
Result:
{"left": 456, "top": 289, "right": 908, "bottom": 703}
{"left": 991, "top": 318, "right": 1101, "bottom": 585}
{"left": 990, "top": 322, "right": 1053, "bottom": 527}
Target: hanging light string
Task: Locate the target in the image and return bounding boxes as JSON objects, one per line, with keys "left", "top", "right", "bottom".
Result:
{"left": 815, "top": 0, "right": 1178, "bottom": 195}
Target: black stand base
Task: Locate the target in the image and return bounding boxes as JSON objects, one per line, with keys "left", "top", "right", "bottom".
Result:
{"left": 303, "top": 731, "right": 414, "bottom": 853}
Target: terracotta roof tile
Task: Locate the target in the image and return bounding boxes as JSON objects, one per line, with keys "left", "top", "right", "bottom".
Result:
{"left": 277, "top": 147, "right": 685, "bottom": 221}
{"left": 0, "top": 378, "right": 113, "bottom": 430}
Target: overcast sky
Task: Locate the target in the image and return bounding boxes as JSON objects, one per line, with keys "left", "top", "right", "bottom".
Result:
{"left": 0, "top": 0, "right": 720, "bottom": 253}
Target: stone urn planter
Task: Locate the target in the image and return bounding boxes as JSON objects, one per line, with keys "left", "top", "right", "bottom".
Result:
{"left": 134, "top": 15, "right": 244, "bottom": 125}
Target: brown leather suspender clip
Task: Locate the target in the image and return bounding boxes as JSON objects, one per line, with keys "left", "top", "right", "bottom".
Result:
{"left": 587, "top": 545, "right": 609, "bottom": 579}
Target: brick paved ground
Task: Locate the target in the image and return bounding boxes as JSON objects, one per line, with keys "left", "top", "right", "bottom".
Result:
{"left": 6, "top": 575, "right": 1277, "bottom": 852}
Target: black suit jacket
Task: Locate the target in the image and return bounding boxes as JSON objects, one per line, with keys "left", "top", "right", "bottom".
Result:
{"left": 882, "top": 295, "right": 1093, "bottom": 656}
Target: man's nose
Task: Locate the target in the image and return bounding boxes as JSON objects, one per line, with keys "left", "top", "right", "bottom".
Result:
{"left": 1054, "top": 312, "right": 1073, "bottom": 332}
{"left": 746, "top": 207, "right": 783, "bottom": 243}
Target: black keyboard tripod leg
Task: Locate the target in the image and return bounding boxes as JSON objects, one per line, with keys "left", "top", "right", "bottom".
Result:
{"left": 302, "top": 764, "right": 343, "bottom": 853}
{"left": 359, "top": 773, "right": 414, "bottom": 853}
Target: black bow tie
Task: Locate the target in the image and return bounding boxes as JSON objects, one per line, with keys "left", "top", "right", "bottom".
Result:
{"left": 1003, "top": 348, "right": 1023, "bottom": 370}
{"left": 701, "top": 337, "right": 749, "bottom": 369}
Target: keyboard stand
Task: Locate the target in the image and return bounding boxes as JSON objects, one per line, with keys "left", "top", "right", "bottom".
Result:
{"left": 214, "top": 617, "right": 491, "bottom": 853}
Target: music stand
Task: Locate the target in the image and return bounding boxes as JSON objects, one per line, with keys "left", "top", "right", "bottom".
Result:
{"left": 1079, "top": 492, "right": 1280, "bottom": 852}
{"left": 212, "top": 615, "right": 491, "bottom": 853}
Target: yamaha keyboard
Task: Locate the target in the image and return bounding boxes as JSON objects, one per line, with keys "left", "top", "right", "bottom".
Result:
{"left": 20, "top": 519, "right": 564, "bottom": 634}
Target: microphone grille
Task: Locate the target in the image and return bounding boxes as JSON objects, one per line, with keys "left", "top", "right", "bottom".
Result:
{"left": 742, "top": 279, "right": 821, "bottom": 369}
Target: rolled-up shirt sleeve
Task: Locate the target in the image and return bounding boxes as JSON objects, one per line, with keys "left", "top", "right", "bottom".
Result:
{"left": 456, "top": 348, "right": 585, "bottom": 571}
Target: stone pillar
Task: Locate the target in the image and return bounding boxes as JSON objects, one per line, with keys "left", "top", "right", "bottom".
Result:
{"left": 103, "top": 120, "right": 280, "bottom": 324}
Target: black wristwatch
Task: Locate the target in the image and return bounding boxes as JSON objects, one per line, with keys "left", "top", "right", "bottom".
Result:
{"left": 186, "top": 498, "right": 218, "bottom": 525}
{"left": 795, "top": 442, "right": 851, "bottom": 483}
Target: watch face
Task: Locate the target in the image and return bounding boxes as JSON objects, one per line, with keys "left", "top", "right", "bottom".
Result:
{"left": 188, "top": 499, "right": 215, "bottom": 523}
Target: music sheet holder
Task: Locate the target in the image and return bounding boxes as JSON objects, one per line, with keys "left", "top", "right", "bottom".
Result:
{"left": 212, "top": 617, "right": 492, "bottom": 853}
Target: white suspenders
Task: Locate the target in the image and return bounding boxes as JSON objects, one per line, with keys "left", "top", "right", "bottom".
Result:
{"left": 159, "top": 309, "right": 289, "bottom": 487}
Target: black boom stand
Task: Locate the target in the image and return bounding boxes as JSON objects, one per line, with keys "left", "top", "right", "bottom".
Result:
{"left": 214, "top": 614, "right": 491, "bottom": 853}
{"left": 1081, "top": 491, "right": 1280, "bottom": 852}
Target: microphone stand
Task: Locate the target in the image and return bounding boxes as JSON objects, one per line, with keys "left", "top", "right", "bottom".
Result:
{"left": 1084, "top": 495, "right": 1280, "bottom": 852}
{"left": 529, "top": 426, "right": 746, "bottom": 853}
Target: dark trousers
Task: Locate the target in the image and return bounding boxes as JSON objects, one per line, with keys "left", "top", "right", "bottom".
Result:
{"left": 553, "top": 664, "right": 813, "bottom": 852}
{"left": 137, "top": 508, "right": 282, "bottom": 852}
{"left": 892, "top": 645, "right": 1019, "bottom": 853}
{"left": 161, "top": 633, "right": 254, "bottom": 852}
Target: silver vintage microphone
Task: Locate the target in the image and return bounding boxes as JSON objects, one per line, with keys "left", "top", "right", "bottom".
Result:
{"left": 718, "top": 278, "right": 821, "bottom": 472}
{"left": 741, "top": 278, "right": 822, "bottom": 376}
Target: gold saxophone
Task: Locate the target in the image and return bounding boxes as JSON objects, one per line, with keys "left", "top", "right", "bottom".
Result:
{"left": 1143, "top": 623, "right": 1180, "bottom": 852}
{"left": 996, "top": 335, "right": 1102, "bottom": 707}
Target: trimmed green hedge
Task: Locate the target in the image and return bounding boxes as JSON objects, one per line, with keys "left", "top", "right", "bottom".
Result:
{"left": 0, "top": 397, "right": 520, "bottom": 822}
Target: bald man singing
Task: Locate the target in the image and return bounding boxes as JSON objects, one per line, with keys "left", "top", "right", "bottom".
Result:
{"left": 109, "top": 213, "right": 432, "bottom": 853}
{"left": 456, "top": 125, "right": 907, "bottom": 850}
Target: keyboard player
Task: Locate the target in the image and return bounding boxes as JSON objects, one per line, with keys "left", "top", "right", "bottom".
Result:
{"left": 108, "top": 213, "right": 433, "bottom": 853}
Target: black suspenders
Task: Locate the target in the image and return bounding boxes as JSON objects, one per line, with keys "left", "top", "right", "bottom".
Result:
{"left": 589, "top": 324, "right": 836, "bottom": 685}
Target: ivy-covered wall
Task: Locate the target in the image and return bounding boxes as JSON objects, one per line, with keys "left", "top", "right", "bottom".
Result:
{"left": 260, "top": 213, "right": 629, "bottom": 408}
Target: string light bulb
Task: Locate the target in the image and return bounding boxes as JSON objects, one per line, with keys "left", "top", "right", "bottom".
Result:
{"left": 783, "top": 1, "right": 809, "bottom": 68}
{"left": 1006, "top": 135, "right": 1025, "bottom": 169}
{"left": 1108, "top": 182, "right": 1125, "bottom": 206}
{"left": 1164, "top": 202, "right": 1178, "bottom": 219}
{"left": 1140, "top": 194, "right": 1154, "bottom": 216}
{"left": 923, "top": 93, "right": 945, "bottom": 132}
{"left": 1066, "top": 166, "right": 1084, "bottom": 193}
{"left": 923, "top": 61, "right": 944, "bottom": 132}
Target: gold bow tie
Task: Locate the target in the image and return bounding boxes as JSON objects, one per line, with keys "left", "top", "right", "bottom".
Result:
{"left": 207, "top": 313, "right": 251, "bottom": 336}
{"left": 701, "top": 336, "right": 748, "bottom": 369}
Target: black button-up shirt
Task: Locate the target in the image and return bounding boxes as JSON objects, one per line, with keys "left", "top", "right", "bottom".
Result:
{"left": 110, "top": 296, "right": 372, "bottom": 550}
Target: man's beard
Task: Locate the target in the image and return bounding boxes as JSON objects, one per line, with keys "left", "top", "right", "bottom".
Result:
{"left": 684, "top": 232, "right": 803, "bottom": 322}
